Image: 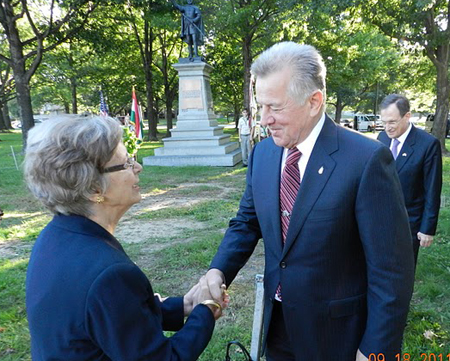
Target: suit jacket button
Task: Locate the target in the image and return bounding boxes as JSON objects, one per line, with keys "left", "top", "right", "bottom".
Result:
{"left": 280, "top": 261, "right": 286, "bottom": 269}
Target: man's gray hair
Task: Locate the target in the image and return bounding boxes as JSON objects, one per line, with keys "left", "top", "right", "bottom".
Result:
{"left": 380, "top": 94, "right": 410, "bottom": 117}
{"left": 24, "top": 116, "right": 123, "bottom": 217}
{"left": 251, "top": 41, "right": 327, "bottom": 105}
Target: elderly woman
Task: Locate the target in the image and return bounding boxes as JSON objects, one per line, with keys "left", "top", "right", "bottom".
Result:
{"left": 24, "top": 116, "right": 224, "bottom": 360}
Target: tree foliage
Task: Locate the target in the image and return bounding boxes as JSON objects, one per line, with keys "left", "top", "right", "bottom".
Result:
{"left": 359, "top": 0, "right": 450, "bottom": 152}
{"left": 0, "top": 0, "right": 98, "bottom": 148}
{"left": 1, "top": 0, "right": 448, "bottom": 152}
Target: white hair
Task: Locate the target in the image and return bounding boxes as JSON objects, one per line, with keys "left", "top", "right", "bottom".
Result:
{"left": 251, "top": 41, "right": 327, "bottom": 105}
{"left": 23, "top": 116, "right": 123, "bottom": 217}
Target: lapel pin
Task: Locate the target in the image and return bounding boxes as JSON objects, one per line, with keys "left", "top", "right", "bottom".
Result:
{"left": 402, "top": 153, "right": 407, "bottom": 157}
{"left": 318, "top": 166, "right": 324, "bottom": 174}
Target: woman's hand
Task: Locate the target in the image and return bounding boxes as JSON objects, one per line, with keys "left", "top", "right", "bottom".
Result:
{"left": 183, "top": 283, "right": 200, "bottom": 316}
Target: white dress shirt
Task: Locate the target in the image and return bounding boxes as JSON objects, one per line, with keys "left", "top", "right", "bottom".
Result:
{"left": 390, "top": 122, "right": 412, "bottom": 155}
{"left": 281, "top": 113, "right": 326, "bottom": 180}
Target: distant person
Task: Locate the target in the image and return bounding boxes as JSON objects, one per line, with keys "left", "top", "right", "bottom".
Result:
{"left": 258, "top": 122, "right": 271, "bottom": 140}
{"left": 172, "top": 0, "right": 204, "bottom": 59}
{"left": 204, "top": 42, "right": 414, "bottom": 361}
{"left": 24, "top": 116, "right": 225, "bottom": 360}
{"left": 378, "top": 94, "right": 442, "bottom": 266}
{"left": 0, "top": 208, "right": 3, "bottom": 220}
{"left": 238, "top": 108, "right": 252, "bottom": 167}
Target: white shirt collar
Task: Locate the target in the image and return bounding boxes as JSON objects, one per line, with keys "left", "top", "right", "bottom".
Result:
{"left": 296, "top": 112, "right": 326, "bottom": 157}
{"left": 391, "top": 122, "right": 412, "bottom": 149}
{"left": 281, "top": 113, "right": 326, "bottom": 179}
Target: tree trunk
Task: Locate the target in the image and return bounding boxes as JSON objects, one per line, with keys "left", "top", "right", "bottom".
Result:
{"left": 160, "top": 34, "right": 175, "bottom": 138}
{"left": 144, "top": 23, "right": 157, "bottom": 141}
{"left": 234, "top": 99, "right": 239, "bottom": 128}
{"left": 334, "top": 95, "right": 344, "bottom": 123}
{"left": 165, "top": 106, "right": 173, "bottom": 138}
{"left": 70, "top": 77, "right": 78, "bottom": 114}
{"left": 3, "top": 102, "right": 12, "bottom": 129}
{"left": 433, "top": 64, "right": 449, "bottom": 153}
{"left": 0, "top": 105, "right": 6, "bottom": 130}
{"left": 5, "top": 13, "right": 35, "bottom": 149}
{"left": 429, "top": 45, "right": 450, "bottom": 154}
{"left": 15, "top": 74, "right": 35, "bottom": 149}
{"left": 1, "top": 0, "right": 96, "bottom": 149}
{"left": 165, "top": 95, "right": 175, "bottom": 138}
{"left": 242, "top": 35, "right": 252, "bottom": 112}
{"left": 233, "top": 89, "right": 240, "bottom": 128}
{"left": 68, "top": 44, "right": 78, "bottom": 114}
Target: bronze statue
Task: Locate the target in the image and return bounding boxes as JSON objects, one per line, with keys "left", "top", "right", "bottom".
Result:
{"left": 172, "top": 0, "right": 205, "bottom": 60}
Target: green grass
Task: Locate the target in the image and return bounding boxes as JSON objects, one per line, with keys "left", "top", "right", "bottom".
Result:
{"left": 0, "top": 259, "right": 30, "bottom": 361}
{"left": 401, "top": 151, "right": 450, "bottom": 357}
{"left": 0, "top": 131, "right": 449, "bottom": 360}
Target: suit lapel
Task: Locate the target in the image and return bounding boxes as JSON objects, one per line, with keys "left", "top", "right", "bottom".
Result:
{"left": 282, "top": 117, "right": 338, "bottom": 258}
{"left": 258, "top": 141, "right": 284, "bottom": 255}
{"left": 396, "top": 125, "right": 416, "bottom": 172}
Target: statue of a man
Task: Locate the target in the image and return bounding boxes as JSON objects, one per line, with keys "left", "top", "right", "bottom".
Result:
{"left": 172, "top": 0, "right": 204, "bottom": 60}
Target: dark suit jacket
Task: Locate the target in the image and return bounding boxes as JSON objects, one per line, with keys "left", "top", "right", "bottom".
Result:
{"left": 210, "top": 116, "right": 414, "bottom": 361}
{"left": 26, "top": 214, "right": 214, "bottom": 361}
{"left": 378, "top": 125, "right": 442, "bottom": 239}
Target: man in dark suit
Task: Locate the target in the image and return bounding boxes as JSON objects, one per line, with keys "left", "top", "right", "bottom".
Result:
{"left": 378, "top": 94, "right": 442, "bottom": 266}
{"left": 204, "top": 42, "right": 414, "bottom": 361}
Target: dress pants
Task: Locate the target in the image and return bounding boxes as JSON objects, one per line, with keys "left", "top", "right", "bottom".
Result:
{"left": 265, "top": 301, "right": 296, "bottom": 361}
{"left": 240, "top": 134, "right": 251, "bottom": 165}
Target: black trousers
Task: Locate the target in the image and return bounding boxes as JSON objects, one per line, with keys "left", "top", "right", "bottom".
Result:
{"left": 265, "top": 301, "right": 296, "bottom": 361}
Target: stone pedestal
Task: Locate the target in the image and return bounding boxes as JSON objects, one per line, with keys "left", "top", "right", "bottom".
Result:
{"left": 143, "top": 60, "right": 241, "bottom": 167}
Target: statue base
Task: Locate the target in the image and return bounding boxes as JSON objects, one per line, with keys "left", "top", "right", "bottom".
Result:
{"left": 143, "top": 60, "right": 241, "bottom": 167}
{"left": 178, "top": 56, "right": 205, "bottom": 63}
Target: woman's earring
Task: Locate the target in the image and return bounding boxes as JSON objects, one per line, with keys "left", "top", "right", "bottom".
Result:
{"left": 96, "top": 195, "right": 104, "bottom": 204}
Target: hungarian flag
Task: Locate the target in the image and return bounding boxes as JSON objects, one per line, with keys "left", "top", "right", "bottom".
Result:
{"left": 131, "top": 88, "right": 144, "bottom": 140}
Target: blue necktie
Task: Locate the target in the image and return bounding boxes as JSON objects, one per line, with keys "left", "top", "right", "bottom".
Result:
{"left": 391, "top": 138, "right": 400, "bottom": 159}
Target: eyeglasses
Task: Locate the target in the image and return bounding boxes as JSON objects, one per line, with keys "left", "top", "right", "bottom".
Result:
{"left": 381, "top": 118, "right": 403, "bottom": 127}
{"left": 381, "top": 113, "right": 408, "bottom": 127}
{"left": 102, "top": 157, "right": 136, "bottom": 173}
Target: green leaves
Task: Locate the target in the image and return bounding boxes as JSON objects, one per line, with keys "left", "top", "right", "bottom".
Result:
{"left": 122, "top": 126, "right": 141, "bottom": 157}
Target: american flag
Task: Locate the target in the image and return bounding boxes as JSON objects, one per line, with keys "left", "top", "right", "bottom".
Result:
{"left": 99, "top": 90, "right": 109, "bottom": 116}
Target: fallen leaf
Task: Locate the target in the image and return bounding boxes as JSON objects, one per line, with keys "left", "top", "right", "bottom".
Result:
{"left": 423, "top": 330, "right": 437, "bottom": 340}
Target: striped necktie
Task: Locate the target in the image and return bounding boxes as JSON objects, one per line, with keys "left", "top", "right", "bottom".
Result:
{"left": 280, "top": 147, "right": 302, "bottom": 242}
{"left": 275, "top": 147, "right": 301, "bottom": 301}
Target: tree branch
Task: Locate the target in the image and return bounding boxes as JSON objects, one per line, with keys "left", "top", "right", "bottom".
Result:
{"left": 128, "top": 7, "right": 146, "bottom": 69}
{"left": 21, "top": 0, "right": 41, "bottom": 39}
{"left": 0, "top": 54, "right": 12, "bottom": 66}
{"left": 23, "top": 3, "right": 98, "bottom": 82}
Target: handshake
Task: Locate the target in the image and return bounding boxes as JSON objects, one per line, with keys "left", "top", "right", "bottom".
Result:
{"left": 183, "top": 269, "right": 229, "bottom": 320}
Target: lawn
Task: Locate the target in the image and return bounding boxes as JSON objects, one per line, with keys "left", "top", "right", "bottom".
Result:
{"left": 0, "top": 129, "right": 449, "bottom": 361}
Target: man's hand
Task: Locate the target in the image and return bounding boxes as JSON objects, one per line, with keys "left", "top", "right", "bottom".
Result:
{"left": 205, "top": 268, "right": 225, "bottom": 299}
{"left": 356, "top": 349, "right": 368, "bottom": 361}
{"left": 417, "top": 232, "right": 434, "bottom": 247}
{"left": 205, "top": 268, "right": 229, "bottom": 309}
{"left": 183, "top": 271, "right": 229, "bottom": 320}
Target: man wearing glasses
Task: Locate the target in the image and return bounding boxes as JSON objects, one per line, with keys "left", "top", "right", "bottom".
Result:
{"left": 378, "top": 94, "right": 443, "bottom": 267}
